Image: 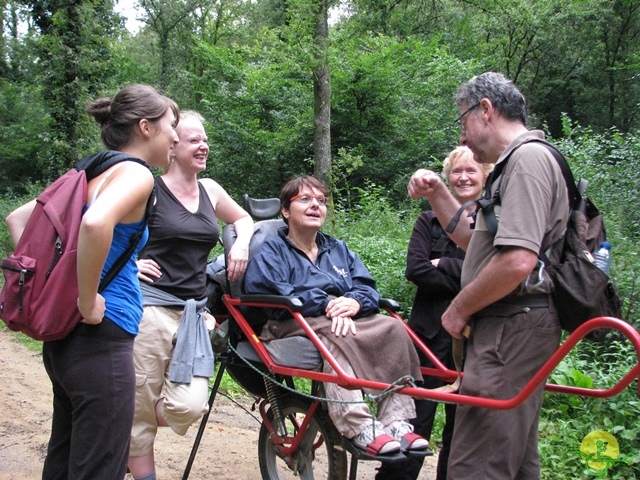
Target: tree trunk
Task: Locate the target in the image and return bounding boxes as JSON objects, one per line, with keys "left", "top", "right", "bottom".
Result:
{"left": 313, "top": 0, "right": 331, "bottom": 186}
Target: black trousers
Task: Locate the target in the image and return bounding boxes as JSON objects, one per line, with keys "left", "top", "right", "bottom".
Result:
{"left": 42, "top": 317, "right": 135, "bottom": 480}
{"left": 375, "top": 326, "right": 457, "bottom": 480}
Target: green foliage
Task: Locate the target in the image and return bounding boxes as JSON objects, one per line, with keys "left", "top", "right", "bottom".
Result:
{"left": 540, "top": 338, "right": 640, "bottom": 478}
{"left": 319, "top": 180, "right": 640, "bottom": 479}
{"left": 330, "top": 32, "right": 476, "bottom": 203}
{"left": 349, "top": 0, "right": 640, "bottom": 136}
{"left": 109, "top": 33, "right": 162, "bottom": 88}
{"left": 1, "top": 172, "right": 640, "bottom": 479}
{"left": 0, "top": 80, "right": 51, "bottom": 194}
{"left": 29, "top": 0, "right": 123, "bottom": 173}
{"left": 533, "top": 121, "right": 640, "bottom": 477}
{"left": 329, "top": 146, "right": 364, "bottom": 210}
{"left": 161, "top": 20, "right": 479, "bottom": 202}
{"left": 327, "top": 183, "right": 420, "bottom": 315}
{"left": 193, "top": 35, "right": 316, "bottom": 200}
{"left": 0, "top": 182, "right": 43, "bottom": 258}
{"left": 5, "top": 0, "right": 640, "bottom": 201}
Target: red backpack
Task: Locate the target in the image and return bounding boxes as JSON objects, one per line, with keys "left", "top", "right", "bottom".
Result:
{"left": 0, "top": 151, "right": 152, "bottom": 341}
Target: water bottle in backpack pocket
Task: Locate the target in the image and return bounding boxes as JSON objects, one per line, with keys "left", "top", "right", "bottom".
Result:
{"left": 593, "top": 241, "right": 612, "bottom": 275}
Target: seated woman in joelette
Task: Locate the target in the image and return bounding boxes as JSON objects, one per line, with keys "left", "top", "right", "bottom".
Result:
{"left": 243, "top": 175, "right": 428, "bottom": 456}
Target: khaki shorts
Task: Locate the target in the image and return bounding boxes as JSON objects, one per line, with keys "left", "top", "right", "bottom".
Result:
{"left": 130, "top": 306, "right": 214, "bottom": 457}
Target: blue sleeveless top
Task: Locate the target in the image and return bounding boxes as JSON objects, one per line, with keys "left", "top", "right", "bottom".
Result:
{"left": 100, "top": 220, "right": 149, "bottom": 335}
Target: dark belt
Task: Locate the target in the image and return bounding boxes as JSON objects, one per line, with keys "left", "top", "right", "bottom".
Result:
{"left": 475, "top": 294, "right": 551, "bottom": 318}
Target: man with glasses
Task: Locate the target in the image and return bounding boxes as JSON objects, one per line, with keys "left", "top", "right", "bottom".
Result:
{"left": 407, "top": 72, "right": 569, "bottom": 479}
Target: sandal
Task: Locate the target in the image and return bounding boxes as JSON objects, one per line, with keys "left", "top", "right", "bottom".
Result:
{"left": 351, "top": 422, "right": 401, "bottom": 455}
{"left": 386, "top": 420, "right": 429, "bottom": 452}
{"left": 398, "top": 431, "right": 429, "bottom": 451}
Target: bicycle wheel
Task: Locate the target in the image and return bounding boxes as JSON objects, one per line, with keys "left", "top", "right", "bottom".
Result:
{"left": 258, "top": 393, "right": 347, "bottom": 480}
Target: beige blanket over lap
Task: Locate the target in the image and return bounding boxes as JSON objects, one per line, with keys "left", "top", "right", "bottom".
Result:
{"left": 259, "top": 313, "right": 423, "bottom": 387}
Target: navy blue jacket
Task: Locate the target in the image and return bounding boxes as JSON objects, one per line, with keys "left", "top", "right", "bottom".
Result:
{"left": 244, "top": 227, "right": 379, "bottom": 319}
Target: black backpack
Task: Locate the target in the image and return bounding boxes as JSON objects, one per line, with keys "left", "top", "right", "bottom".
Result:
{"left": 448, "top": 139, "right": 622, "bottom": 335}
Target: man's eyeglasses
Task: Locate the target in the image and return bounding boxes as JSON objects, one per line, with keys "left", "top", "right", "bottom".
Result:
{"left": 454, "top": 103, "right": 479, "bottom": 125}
{"left": 290, "top": 194, "right": 329, "bottom": 206}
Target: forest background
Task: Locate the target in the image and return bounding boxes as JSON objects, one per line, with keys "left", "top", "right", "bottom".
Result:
{"left": 0, "top": 0, "right": 639, "bottom": 478}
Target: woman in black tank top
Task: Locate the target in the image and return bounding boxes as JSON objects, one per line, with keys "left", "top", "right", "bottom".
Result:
{"left": 128, "top": 111, "right": 253, "bottom": 480}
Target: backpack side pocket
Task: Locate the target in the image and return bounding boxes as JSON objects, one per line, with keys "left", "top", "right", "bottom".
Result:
{"left": 0, "top": 255, "right": 37, "bottom": 331}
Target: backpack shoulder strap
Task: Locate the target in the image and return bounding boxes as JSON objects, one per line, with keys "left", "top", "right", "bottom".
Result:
{"left": 532, "top": 140, "right": 580, "bottom": 209}
{"left": 493, "top": 139, "right": 580, "bottom": 210}
{"left": 75, "top": 150, "right": 150, "bottom": 181}
{"left": 98, "top": 183, "right": 155, "bottom": 291}
{"left": 444, "top": 158, "right": 509, "bottom": 234}
{"left": 445, "top": 198, "right": 480, "bottom": 233}
{"left": 447, "top": 139, "right": 579, "bottom": 237}
{"left": 81, "top": 151, "right": 155, "bottom": 291}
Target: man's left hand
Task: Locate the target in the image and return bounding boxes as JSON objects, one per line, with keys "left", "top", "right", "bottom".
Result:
{"left": 442, "top": 302, "right": 471, "bottom": 339}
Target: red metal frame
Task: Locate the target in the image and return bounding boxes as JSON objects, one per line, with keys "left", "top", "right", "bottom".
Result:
{"left": 223, "top": 294, "right": 640, "bottom": 411}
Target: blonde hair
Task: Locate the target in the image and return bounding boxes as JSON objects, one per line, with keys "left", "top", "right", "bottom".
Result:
{"left": 179, "top": 110, "right": 205, "bottom": 124}
{"left": 442, "top": 146, "right": 494, "bottom": 184}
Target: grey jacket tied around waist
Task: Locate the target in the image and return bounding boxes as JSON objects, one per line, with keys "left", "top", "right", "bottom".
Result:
{"left": 140, "top": 282, "right": 214, "bottom": 384}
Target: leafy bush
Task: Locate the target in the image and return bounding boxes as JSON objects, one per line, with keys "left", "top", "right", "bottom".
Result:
{"left": 327, "top": 182, "right": 421, "bottom": 316}
{"left": 0, "top": 82, "right": 52, "bottom": 194}
{"left": 540, "top": 338, "right": 640, "bottom": 478}
{"left": 0, "top": 183, "right": 43, "bottom": 260}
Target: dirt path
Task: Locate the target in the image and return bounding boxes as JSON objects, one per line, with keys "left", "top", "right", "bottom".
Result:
{"left": 0, "top": 329, "right": 437, "bottom": 479}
